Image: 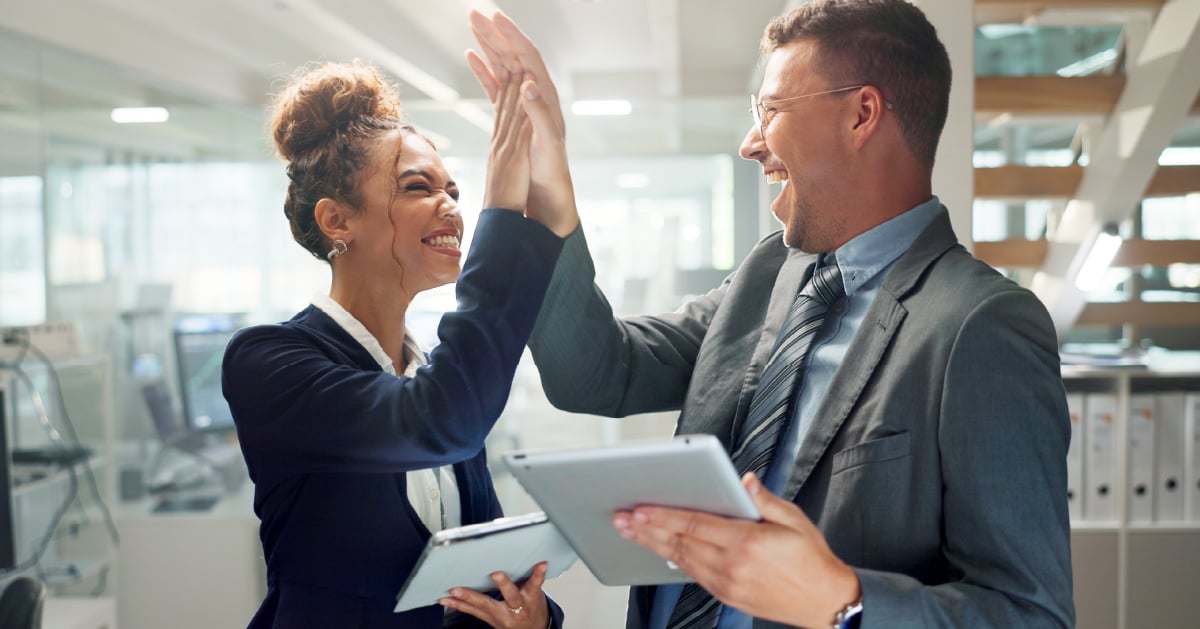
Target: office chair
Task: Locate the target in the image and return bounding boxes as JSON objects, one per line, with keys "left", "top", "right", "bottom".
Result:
{"left": 0, "top": 576, "right": 46, "bottom": 629}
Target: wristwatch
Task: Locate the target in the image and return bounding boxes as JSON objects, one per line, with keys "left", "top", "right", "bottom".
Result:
{"left": 833, "top": 598, "right": 863, "bottom": 629}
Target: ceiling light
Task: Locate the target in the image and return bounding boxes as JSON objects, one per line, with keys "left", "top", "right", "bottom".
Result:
{"left": 111, "top": 107, "right": 169, "bottom": 123}
{"left": 616, "top": 173, "right": 649, "bottom": 189}
{"left": 571, "top": 99, "right": 632, "bottom": 116}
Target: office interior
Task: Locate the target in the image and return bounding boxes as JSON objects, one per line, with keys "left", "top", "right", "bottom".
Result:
{"left": 0, "top": 1, "right": 1197, "bottom": 627}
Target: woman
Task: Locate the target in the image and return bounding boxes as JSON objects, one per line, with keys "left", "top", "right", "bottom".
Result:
{"left": 221, "top": 52, "right": 572, "bottom": 627}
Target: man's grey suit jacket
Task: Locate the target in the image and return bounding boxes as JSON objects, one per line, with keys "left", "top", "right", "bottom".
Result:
{"left": 528, "top": 207, "right": 1075, "bottom": 628}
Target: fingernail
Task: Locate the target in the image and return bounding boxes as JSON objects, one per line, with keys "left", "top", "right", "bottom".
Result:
{"left": 613, "top": 514, "right": 630, "bottom": 529}
{"left": 633, "top": 511, "right": 649, "bottom": 524}
{"left": 449, "top": 588, "right": 461, "bottom": 597}
{"left": 618, "top": 528, "right": 637, "bottom": 540}
{"left": 524, "top": 85, "right": 540, "bottom": 100}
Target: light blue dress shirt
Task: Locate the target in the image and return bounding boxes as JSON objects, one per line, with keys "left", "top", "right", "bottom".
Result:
{"left": 648, "top": 197, "right": 942, "bottom": 629}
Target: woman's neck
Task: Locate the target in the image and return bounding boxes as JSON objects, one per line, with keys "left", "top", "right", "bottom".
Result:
{"left": 329, "top": 277, "right": 412, "bottom": 373}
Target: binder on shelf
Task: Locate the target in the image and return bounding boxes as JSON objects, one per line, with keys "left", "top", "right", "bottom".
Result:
{"left": 1084, "top": 392, "right": 1118, "bottom": 522}
{"left": 1065, "top": 393, "right": 1085, "bottom": 523}
{"left": 1186, "top": 393, "right": 1200, "bottom": 523}
{"left": 1154, "top": 393, "right": 1186, "bottom": 522}
{"left": 1127, "top": 394, "right": 1156, "bottom": 523}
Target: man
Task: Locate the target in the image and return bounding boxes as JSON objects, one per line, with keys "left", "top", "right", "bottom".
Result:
{"left": 521, "top": 1, "right": 1074, "bottom": 627}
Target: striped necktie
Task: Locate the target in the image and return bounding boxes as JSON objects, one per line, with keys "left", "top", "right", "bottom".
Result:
{"left": 666, "top": 258, "right": 844, "bottom": 629}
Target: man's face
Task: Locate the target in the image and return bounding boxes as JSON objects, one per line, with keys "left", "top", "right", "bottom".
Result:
{"left": 739, "top": 40, "right": 857, "bottom": 253}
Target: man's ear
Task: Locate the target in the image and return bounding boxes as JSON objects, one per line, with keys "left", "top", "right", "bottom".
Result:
{"left": 314, "top": 197, "right": 353, "bottom": 245}
{"left": 849, "top": 85, "right": 887, "bottom": 150}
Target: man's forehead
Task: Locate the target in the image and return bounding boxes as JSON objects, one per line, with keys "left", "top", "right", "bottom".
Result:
{"left": 758, "top": 40, "right": 818, "bottom": 97}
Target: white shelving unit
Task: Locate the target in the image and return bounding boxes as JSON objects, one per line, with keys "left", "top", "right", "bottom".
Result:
{"left": 1063, "top": 363, "right": 1200, "bottom": 629}
{"left": 1, "top": 353, "right": 119, "bottom": 617}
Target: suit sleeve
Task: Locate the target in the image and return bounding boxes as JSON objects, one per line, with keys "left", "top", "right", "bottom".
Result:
{"left": 855, "top": 288, "right": 1075, "bottom": 628}
{"left": 222, "top": 209, "right": 562, "bottom": 476}
{"left": 528, "top": 225, "right": 728, "bottom": 417}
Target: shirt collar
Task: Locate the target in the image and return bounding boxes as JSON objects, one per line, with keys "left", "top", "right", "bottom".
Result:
{"left": 310, "top": 292, "right": 426, "bottom": 376}
{"left": 831, "top": 196, "right": 942, "bottom": 296}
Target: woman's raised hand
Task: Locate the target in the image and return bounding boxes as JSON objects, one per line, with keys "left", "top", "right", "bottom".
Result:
{"left": 467, "top": 10, "right": 579, "bottom": 238}
{"left": 479, "top": 42, "right": 533, "bottom": 214}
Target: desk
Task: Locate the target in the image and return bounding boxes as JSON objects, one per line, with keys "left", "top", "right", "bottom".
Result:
{"left": 44, "top": 597, "right": 116, "bottom": 629}
{"left": 115, "top": 482, "right": 265, "bottom": 629}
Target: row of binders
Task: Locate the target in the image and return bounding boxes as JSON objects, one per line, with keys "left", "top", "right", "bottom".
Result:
{"left": 1067, "top": 392, "right": 1200, "bottom": 524}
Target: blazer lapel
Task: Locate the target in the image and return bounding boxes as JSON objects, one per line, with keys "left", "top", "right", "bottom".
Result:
{"left": 782, "top": 207, "right": 960, "bottom": 500}
{"left": 783, "top": 290, "right": 906, "bottom": 500}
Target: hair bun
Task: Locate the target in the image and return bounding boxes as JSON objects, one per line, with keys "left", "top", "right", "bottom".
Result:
{"left": 270, "top": 61, "right": 402, "bottom": 161}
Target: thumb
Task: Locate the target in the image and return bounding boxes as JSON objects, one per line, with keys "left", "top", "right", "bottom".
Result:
{"left": 520, "top": 78, "right": 562, "bottom": 142}
{"left": 743, "top": 472, "right": 811, "bottom": 531}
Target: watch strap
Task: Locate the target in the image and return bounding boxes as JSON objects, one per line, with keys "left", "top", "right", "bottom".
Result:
{"left": 832, "top": 598, "right": 863, "bottom": 629}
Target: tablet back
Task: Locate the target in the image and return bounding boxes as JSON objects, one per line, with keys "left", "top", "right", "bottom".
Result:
{"left": 504, "top": 434, "right": 759, "bottom": 586}
{"left": 394, "top": 512, "right": 577, "bottom": 612}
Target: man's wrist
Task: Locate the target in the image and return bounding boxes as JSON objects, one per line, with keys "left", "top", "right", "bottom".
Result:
{"left": 828, "top": 565, "right": 863, "bottom": 629}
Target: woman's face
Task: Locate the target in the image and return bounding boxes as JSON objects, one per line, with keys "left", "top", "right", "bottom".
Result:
{"left": 350, "top": 130, "right": 464, "bottom": 295}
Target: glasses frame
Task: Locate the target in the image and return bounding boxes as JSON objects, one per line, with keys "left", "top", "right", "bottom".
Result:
{"left": 749, "top": 85, "right": 893, "bottom": 137}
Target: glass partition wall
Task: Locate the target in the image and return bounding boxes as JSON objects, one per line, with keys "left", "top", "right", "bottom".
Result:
{"left": 0, "top": 29, "right": 753, "bottom": 516}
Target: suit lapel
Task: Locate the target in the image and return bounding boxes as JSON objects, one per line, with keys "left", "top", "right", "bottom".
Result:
{"left": 782, "top": 208, "right": 960, "bottom": 500}
{"left": 783, "top": 290, "right": 906, "bottom": 500}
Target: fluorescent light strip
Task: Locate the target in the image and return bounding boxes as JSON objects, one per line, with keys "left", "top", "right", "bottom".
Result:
{"left": 1075, "top": 226, "right": 1123, "bottom": 292}
{"left": 1056, "top": 48, "right": 1118, "bottom": 78}
{"left": 616, "top": 173, "right": 650, "bottom": 189}
{"left": 111, "top": 107, "right": 169, "bottom": 123}
{"left": 571, "top": 99, "right": 632, "bottom": 116}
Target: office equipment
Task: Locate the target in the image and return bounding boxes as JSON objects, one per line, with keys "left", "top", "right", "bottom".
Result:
{"left": 141, "top": 380, "right": 245, "bottom": 494}
{"left": 1153, "top": 393, "right": 1186, "bottom": 522}
{"left": 1063, "top": 364, "right": 1200, "bottom": 629}
{"left": 0, "top": 388, "right": 16, "bottom": 570}
{"left": 0, "top": 353, "right": 117, "bottom": 597}
{"left": 1066, "top": 393, "right": 1085, "bottom": 522}
{"left": 504, "top": 434, "right": 760, "bottom": 586}
{"left": 393, "top": 512, "right": 577, "bottom": 613}
{"left": 142, "top": 381, "right": 217, "bottom": 454}
{"left": 0, "top": 575, "right": 45, "bottom": 629}
{"left": 1084, "top": 392, "right": 1118, "bottom": 522}
{"left": 0, "top": 323, "right": 79, "bottom": 364}
{"left": 1127, "top": 394, "right": 1155, "bottom": 523}
{"left": 173, "top": 318, "right": 238, "bottom": 434}
{"left": 9, "top": 445, "right": 93, "bottom": 467}
{"left": 1187, "top": 393, "right": 1200, "bottom": 523}
{"left": 116, "top": 482, "right": 264, "bottom": 629}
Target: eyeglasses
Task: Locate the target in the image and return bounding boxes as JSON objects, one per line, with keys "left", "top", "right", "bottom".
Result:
{"left": 749, "top": 85, "right": 893, "bottom": 137}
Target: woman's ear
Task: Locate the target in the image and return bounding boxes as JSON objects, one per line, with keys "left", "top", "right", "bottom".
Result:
{"left": 314, "top": 197, "right": 352, "bottom": 245}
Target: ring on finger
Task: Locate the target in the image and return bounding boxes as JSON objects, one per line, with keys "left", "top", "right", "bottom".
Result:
{"left": 508, "top": 605, "right": 523, "bottom": 614}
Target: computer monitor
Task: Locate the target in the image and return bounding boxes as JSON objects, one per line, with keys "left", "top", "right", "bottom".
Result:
{"left": 173, "top": 315, "right": 238, "bottom": 434}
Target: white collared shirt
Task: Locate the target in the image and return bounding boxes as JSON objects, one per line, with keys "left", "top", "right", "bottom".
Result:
{"left": 311, "top": 293, "right": 462, "bottom": 533}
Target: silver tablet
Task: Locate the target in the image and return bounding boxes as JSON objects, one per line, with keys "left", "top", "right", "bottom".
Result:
{"left": 393, "top": 512, "right": 577, "bottom": 613}
{"left": 503, "top": 434, "right": 760, "bottom": 586}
